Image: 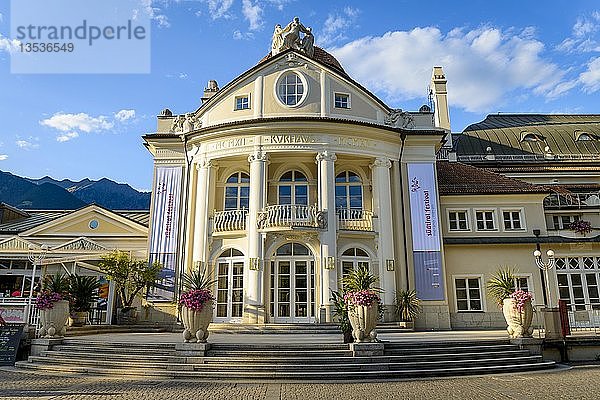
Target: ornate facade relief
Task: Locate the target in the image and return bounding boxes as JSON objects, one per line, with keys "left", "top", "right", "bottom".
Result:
{"left": 384, "top": 109, "right": 415, "bottom": 129}
{"left": 271, "top": 17, "right": 314, "bottom": 58}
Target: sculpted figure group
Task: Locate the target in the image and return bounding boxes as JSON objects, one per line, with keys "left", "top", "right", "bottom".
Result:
{"left": 271, "top": 17, "right": 314, "bottom": 58}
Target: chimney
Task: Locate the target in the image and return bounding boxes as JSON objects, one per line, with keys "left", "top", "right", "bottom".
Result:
{"left": 430, "top": 67, "right": 451, "bottom": 133}
{"left": 201, "top": 80, "right": 219, "bottom": 104}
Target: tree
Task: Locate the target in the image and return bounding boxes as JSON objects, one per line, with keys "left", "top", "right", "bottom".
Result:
{"left": 98, "top": 250, "right": 161, "bottom": 311}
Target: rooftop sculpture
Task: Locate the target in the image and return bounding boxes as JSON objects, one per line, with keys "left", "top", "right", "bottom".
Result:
{"left": 271, "top": 17, "right": 314, "bottom": 58}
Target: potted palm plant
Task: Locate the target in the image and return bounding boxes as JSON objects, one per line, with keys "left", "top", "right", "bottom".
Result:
{"left": 330, "top": 290, "right": 353, "bottom": 343}
{"left": 341, "top": 265, "right": 382, "bottom": 343}
{"left": 68, "top": 275, "right": 101, "bottom": 327}
{"left": 487, "top": 267, "right": 534, "bottom": 338}
{"left": 35, "top": 273, "right": 70, "bottom": 338}
{"left": 179, "top": 268, "right": 216, "bottom": 343}
{"left": 393, "top": 289, "right": 421, "bottom": 329}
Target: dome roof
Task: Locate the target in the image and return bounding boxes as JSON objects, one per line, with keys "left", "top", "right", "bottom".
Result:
{"left": 258, "top": 46, "right": 346, "bottom": 76}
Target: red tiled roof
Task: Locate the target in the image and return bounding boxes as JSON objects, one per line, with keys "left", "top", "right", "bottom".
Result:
{"left": 436, "top": 161, "right": 549, "bottom": 195}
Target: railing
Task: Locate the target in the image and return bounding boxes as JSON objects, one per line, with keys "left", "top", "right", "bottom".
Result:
{"left": 458, "top": 154, "right": 600, "bottom": 162}
{"left": 567, "top": 306, "right": 600, "bottom": 334}
{"left": 337, "top": 208, "right": 374, "bottom": 231}
{"left": 213, "top": 208, "right": 248, "bottom": 232}
{"left": 258, "top": 204, "right": 321, "bottom": 229}
{"left": 0, "top": 297, "right": 40, "bottom": 327}
{"left": 544, "top": 192, "right": 600, "bottom": 209}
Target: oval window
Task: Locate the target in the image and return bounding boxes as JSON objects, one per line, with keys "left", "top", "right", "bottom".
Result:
{"left": 89, "top": 219, "right": 99, "bottom": 229}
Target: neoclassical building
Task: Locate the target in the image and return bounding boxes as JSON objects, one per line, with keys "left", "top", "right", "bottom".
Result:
{"left": 144, "top": 19, "right": 452, "bottom": 328}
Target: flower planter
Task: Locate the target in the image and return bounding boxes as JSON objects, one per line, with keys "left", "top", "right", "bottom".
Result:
{"left": 38, "top": 300, "right": 69, "bottom": 338}
{"left": 503, "top": 298, "right": 533, "bottom": 338}
{"left": 68, "top": 311, "right": 88, "bottom": 327}
{"left": 347, "top": 303, "right": 378, "bottom": 343}
{"left": 181, "top": 302, "right": 213, "bottom": 343}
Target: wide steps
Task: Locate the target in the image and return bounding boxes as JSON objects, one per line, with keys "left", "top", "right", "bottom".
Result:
{"left": 18, "top": 338, "right": 556, "bottom": 379}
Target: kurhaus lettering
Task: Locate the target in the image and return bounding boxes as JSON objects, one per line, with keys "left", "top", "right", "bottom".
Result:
{"left": 270, "top": 134, "right": 316, "bottom": 144}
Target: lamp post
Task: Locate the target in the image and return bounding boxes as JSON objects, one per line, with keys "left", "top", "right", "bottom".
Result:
{"left": 533, "top": 248, "right": 555, "bottom": 307}
{"left": 25, "top": 244, "right": 48, "bottom": 325}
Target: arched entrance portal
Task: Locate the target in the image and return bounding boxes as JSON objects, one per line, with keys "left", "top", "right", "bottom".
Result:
{"left": 214, "top": 248, "right": 244, "bottom": 322}
{"left": 270, "top": 243, "right": 315, "bottom": 323}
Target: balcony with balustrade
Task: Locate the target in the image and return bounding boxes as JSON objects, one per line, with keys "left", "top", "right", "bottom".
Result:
{"left": 212, "top": 208, "right": 248, "bottom": 234}
{"left": 258, "top": 204, "right": 324, "bottom": 230}
{"left": 336, "top": 208, "right": 373, "bottom": 231}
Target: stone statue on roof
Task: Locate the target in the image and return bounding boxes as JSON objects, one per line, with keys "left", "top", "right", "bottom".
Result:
{"left": 271, "top": 17, "right": 314, "bottom": 57}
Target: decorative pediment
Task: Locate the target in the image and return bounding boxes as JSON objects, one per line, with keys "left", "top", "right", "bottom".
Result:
{"left": 0, "top": 236, "right": 39, "bottom": 251}
{"left": 52, "top": 237, "right": 108, "bottom": 252}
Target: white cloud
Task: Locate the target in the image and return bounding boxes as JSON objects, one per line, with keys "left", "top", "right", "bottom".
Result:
{"left": 114, "top": 109, "right": 136, "bottom": 122}
{"left": 242, "top": 0, "right": 263, "bottom": 31}
{"left": 41, "top": 112, "right": 114, "bottom": 133}
{"left": 0, "top": 34, "right": 21, "bottom": 53}
{"left": 138, "top": 0, "right": 170, "bottom": 28}
{"left": 331, "top": 26, "right": 566, "bottom": 112}
{"left": 232, "top": 29, "right": 254, "bottom": 40}
{"left": 0, "top": 154, "right": 7, "bottom": 161}
{"left": 16, "top": 139, "right": 39, "bottom": 150}
{"left": 56, "top": 132, "right": 79, "bottom": 142}
{"left": 319, "top": 7, "right": 360, "bottom": 47}
{"left": 204, "top": 0, "right": 234, "bottom": 20}
{"left": 579, "top": 56, "right": 600, "bottom": 93}
{"left": 267, "top": 0, "right": 292, "bottom": 11}
{"left": 556, "top": 12, "right": 600, "bottom": 53}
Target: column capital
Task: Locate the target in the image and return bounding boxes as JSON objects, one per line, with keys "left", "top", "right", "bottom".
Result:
{"left": 248, "top": 147, "right": 268, "bottom": 163}
{"left": 316, "top": 150, "right": 337, "bottom": 163}
{"left": 370, "top": 157, "right": 391, "bottom": 169}
{"left": 196, "top": 158, "right": 214, "bottom": 170}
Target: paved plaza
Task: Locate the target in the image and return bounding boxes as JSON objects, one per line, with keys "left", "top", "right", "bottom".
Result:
{"left": 1, "top": 364, "right": 599, "bottom": 400}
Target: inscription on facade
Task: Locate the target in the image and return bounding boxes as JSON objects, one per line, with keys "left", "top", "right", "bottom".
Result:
{"left": 268, "top": 134, "right": 317, "bottom": 144}
{"left": 333, "top": 136, "right": 373, "bottom": 148}
{"left": 209, "top": 137, "right": 249, "bottom": 151}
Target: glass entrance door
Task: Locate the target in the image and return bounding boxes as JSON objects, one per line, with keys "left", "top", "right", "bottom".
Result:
{"left": 270, "top": 243, "right": 315, "bottom": 323}
{"left": 214, "top": 253, "right": 244, "bottom": 322}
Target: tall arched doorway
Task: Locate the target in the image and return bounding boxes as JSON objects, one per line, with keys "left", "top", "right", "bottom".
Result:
{"left": 270, "top": 243, "right": 315, "bottom": 323}
{"left": 214, "top": 248, "right": 244, "bottom": 322}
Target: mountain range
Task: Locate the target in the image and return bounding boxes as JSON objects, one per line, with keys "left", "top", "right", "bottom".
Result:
{"left": 0, "top": 170, "right": 151, "bottom": 210}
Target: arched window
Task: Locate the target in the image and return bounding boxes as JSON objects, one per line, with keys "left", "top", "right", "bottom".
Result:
{"left": 224, "top": 172, "right": 250, "bottom": 210}
{"left": 335, "top": 171, "right": 363, "bottom": 210}
{"left": 340, "top": 247, "right": 370, "bottom": 285}
{"left": 278, "top": 170, "right": 308, "bottom": 205}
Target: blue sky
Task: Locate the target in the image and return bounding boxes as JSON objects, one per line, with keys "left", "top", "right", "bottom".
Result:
{"left": 1, "top": 1, "right": 600, "bottom": 191}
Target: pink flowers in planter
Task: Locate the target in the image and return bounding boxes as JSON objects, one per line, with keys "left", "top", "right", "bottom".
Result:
{"left": 344, "top": 290, "right": 380, "bottom": 307}
{"left": 509, "top": 290, "right": 533, "bottom": 312}
{"left": 179, "top": 289, "right": 214, "bottom": 312}
{"left": 34, "top": 291, "right": 63, "bottom": 310}
{"left": 568, "top": 220, "right": 593, "bottom": 235}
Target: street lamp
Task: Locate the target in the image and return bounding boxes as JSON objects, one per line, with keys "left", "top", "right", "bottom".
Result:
{"left": 533, "top": 248, "right": 555, "bottom": 307}
{"left": 25, "top": 244, "right": 48, "bottom": 325}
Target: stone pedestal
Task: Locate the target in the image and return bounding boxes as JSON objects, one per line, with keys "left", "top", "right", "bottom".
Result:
{"left": 510, "top": 337, "right": 543, "bottom": 356}
{"left": 542, "top": 307, "right": 563, "bottom": 340}
{"left": 350, "top": 342, "right": 384, "bottom": 357}
{"left": 30, "top": 338, "right": 63, "bottom": 356}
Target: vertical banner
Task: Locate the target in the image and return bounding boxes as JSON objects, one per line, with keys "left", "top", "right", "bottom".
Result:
{"left": 408, "top": 163, "right": 445, "bottom": 300}
{"left": 147, "top": 166, "right": 183, "bottom": 301}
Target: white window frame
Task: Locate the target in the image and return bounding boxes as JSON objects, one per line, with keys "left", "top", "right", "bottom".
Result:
{"left": 453, "top": 274, "right": 486, "bottom": 312}
{"left": 446, "top": 208, "right": 470, "bottom": 232}
{"left": 334, "top": 92, "right": 351, "bottom": 109}
{"left": 234, "top": 94, "right": 251, "bottom": 111}
{"left": 550, "top": 214, "right": 580, "bottom": 230}
{"left": 475, "top": 209, "right": 497, "bottom": 231}
{"left": 274, "top": 70, "right": 309, "bottom": 108}
{"left": 501, "top": 208, "right": 526, "bottom": 231}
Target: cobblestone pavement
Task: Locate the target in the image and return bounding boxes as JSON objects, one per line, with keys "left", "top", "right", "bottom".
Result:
{"left": 1, "top": 366, "right": 599, "bottom": 400}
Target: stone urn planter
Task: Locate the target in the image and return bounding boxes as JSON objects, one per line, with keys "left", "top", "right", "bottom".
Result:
{"left": 347, "top": 303, "right": 378, "bottom": 343}
{"left": 181, "top": 302, "right": 213, "bottom": 343}
{"left": 503, "top": 297, "right": 533, "bottom": 338}
{"left": 68, "top": 311, "right": 88, "bottom": 327}
{"left": 38, "top": 300, "right": 69, "bottom": 338}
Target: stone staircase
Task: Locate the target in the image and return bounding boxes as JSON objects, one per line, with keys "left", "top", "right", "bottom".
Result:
{"left": 16, "top": 338, "right": 555, "bottom": 380}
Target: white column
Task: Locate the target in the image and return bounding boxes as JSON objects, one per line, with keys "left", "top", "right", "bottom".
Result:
{"left": 246, "top": 147, "right": 268, "bottom": 323}
{"left": 192, "top": 159, "right": 212, "bottom": 269}
{"left": 316, "top": 150, "right": 337, "bottom": 322}
{"left": 371, "top": 157, "right": 396, "bottom": 308}
{"left": 253, "top": 76, "right": 263, "bottom": 118}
